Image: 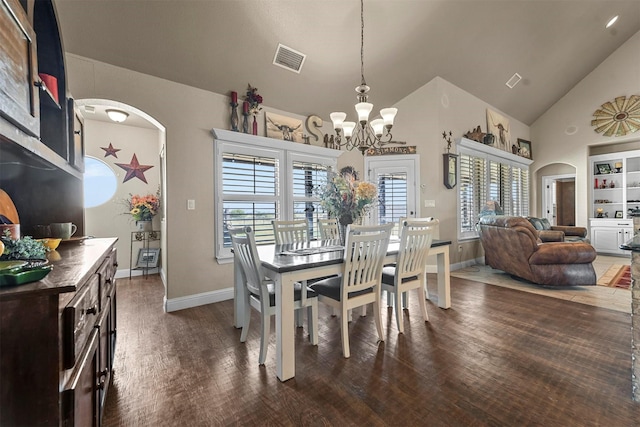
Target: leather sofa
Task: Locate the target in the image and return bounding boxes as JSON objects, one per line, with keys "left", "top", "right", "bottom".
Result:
{"left": 478, "top": 216, "right": 597, "bottom": 286}
{"left": 526, "top": 216, "right": 589, "bottom": 243}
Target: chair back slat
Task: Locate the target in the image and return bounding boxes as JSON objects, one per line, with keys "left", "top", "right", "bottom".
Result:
{"left": 318, "top": 218, "right": 340, "bottom": 240}
{"left": 272, "top": 219, "right": 309, "bottom": 244}
{"left": 342, "top": 224, "right": 393, "bottom": 297}
{"left": 228, "top": 226, "right": 264, "bottom": 297}
{"left": 397, "top": 218, "right": 438, "bottom": 280}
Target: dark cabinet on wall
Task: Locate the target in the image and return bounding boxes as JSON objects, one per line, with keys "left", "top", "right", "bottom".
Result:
{"left": 0, "top": 0, "right": 85, "bottom": 236}
{"left": 0, "top": 238, "right": 118, "bottom": 426}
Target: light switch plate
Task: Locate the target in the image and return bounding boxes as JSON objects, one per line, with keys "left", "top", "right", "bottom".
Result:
{"left": 187, "top": 199, "right": 196, "bottom": 210}
{"left": 424, "top": 200, "right": 436, "bottom": 208}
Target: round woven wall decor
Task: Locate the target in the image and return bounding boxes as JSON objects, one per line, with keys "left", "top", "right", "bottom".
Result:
{"left": 591, "top": 95, "right": 640, "bottom": 137}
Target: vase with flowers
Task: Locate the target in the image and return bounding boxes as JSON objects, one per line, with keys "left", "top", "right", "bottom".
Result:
{"left": 316, "top": 166, "right": 378, "bottom": 244}
{"left": 243, "top": 84, "right": 263, "bottom": 135}
{"left": 124, "top": 190, "right": 160, "bottom": 231}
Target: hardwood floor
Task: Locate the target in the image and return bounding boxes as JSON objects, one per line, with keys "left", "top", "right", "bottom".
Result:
{"left": 104, "top": 275, "right": 639, "bottom": 426}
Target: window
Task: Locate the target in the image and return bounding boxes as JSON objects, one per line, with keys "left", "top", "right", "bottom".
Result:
{"left": 458, "top": 139, "right": 531, "bottom": 239}
{"left": 214, "top": 130, "right": 339, "bottom": 260}
{"left": 377, "top": 172, "right": 407, "bottom": 232}
{"left": 291, "top": 159, "right": 331, "bottom": 240}
{"left": 83, "top": 156, "right": 117, "bottom": 208}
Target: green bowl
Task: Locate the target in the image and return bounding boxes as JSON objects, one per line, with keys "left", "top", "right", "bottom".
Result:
{"left": 0, "top": 264, "right": 53, "bottom": 287}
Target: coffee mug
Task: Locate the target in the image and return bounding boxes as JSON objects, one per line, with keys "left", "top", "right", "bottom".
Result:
{"left": 50, "top": 222, "right": 77, "bottom": 240}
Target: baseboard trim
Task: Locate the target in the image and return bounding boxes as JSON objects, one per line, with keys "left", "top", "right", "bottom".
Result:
{"left": 164, "top": 287, "right": 234, "bottom": 313}
{"left": 115, "top": 268, "right": 159, "bottom": 279}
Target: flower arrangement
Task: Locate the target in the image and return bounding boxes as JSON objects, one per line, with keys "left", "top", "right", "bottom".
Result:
{"left": 316, "top": 166, "right": 377, "bottom": 226}
{"left": 244, "top": 84, "right": 263, "bottom": 115}
{"left": 125, "top": 190, "right": 160, "bottom": 222}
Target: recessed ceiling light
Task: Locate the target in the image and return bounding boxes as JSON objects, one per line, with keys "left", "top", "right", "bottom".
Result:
{"left": 606, "top": 15, "right": 619, "bottom": 28}
{"left": 106, "top": 109, "right": 129, "bottom": 123}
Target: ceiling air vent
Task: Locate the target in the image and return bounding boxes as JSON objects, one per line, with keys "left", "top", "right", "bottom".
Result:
{"left": 273, "top": 43, "right": 306, "bottom": 74}
{"left": 505, "top": 73, "right": 522, "bottom": 89}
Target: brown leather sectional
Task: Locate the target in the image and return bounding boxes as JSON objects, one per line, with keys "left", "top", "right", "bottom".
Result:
{"left": 478, "top": 216, "right": 597, "bottom": 286}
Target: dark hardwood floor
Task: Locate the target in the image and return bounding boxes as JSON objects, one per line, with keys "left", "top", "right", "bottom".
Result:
{"left": 104, "top": 274, "right": 639, "bottom": 426}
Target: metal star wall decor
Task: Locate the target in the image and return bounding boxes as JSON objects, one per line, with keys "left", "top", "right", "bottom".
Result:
{"left": 115, "top": 154, "right": 154, "bottom": 183}
{"left": 101, "top": 142, "right": 121, "bottom": 158}
{"left": 591, "top": 95, "right": 640, "bottom": 137}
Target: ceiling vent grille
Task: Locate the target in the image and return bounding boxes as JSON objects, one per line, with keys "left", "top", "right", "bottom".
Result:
{"left": 505, "top": 73, "right": 522, "bottom": 89}
{"left": 273, "top": 44, "right": 306, "bottom": 73}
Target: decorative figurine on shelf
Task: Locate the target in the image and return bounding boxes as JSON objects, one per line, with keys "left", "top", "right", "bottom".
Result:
{"left": 230, "top": 91, "right": 239, "bottom": 132}
{"left": 242, "top": 100, "right": 250, "bottom": 133}
{"left": 615, "top": 162, "right": 623, "bottom": 173}
{"left": 596, "top": 208, "right": 604, "bottom": 218}
{"left": 610, "top": 180, "right": 616, "bottom": 188}
{"left": 601, "top": 179, "right": 607, "bottom": 189}
{"left": 463, "top": 125, "right": 485, "bottom": 143}
{"left": 244, "top": 84, "right": 263, "bottom": 136}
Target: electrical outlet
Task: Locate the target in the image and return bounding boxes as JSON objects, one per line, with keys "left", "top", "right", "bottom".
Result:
{"left": 457, "top": 244, "right": 463, "bottom": 253}
{"left": 424, "top": 199, "right": 436, "bottom": 208}
{"left": 187, "top": 199, "right": 196, "bottom": 210}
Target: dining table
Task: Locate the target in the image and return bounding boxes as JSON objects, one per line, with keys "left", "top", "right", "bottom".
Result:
{"left": 232, "top": 238, "right": 452, "bottom": 382}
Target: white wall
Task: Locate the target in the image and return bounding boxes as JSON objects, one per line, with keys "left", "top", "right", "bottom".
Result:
{"left": 84, "top": 119, "right": 161, "bottom": 274}
{"left": 531, "top": 30, "right": 640, "bottom": 227}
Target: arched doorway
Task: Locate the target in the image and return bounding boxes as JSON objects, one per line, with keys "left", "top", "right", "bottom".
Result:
{"left": 76, "top": 99, "right": 167, "bottom": 294}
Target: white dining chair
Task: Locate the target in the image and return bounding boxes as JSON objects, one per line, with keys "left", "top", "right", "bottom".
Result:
{"left": 228, "top": 225, "right": 318, "bottom": 365}
{"left": 381, "top": 218, "right": 438, "bottom": 333}
{"left": 310, "top": 223, "right": 393, "bottom": 358}
{"left": 272, "top": 219, "right": 309, "bottom": 244}
{"left": 318, "top": 218, "right": 340, "bottom": 240}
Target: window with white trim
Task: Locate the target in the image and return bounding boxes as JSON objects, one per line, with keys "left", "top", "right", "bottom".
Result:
{"left": 214, "top": 130, "right": 339, "bottom": 260}
{"left": 458, "top": 140, "right": 530, "bottom": 240}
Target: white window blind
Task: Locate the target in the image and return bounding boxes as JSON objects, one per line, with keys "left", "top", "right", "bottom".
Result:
{"left": 221, "top": 153, "right": 279, "bottom": 247}
{"left": 292, "top": 160, "right": 330, "bottom": 240}
{"left": 459, "top": 153, "right": 487, "bottom": 238}
{"left": 458, "top": 139, "right": 530, "bottom": 239}
{"left": 377, "top": 172, "right": 407, "bottom": 233}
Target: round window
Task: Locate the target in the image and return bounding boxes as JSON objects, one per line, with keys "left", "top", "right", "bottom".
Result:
{"left": 84, "top": 156, "right": 117, "bottom": 208}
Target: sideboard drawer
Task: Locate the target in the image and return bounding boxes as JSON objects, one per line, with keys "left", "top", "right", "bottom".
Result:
{"left": 63, "top": 274, "right": 100, "bottom": 369}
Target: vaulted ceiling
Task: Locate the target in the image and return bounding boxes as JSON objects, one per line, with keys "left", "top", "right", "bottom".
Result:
{"left": 55, "top": 0, "right": 640, "bottom": 126}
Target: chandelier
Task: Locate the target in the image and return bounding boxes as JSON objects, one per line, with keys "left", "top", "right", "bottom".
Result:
{"left": 329, "top": 0, "right": 403, "bottom": 155}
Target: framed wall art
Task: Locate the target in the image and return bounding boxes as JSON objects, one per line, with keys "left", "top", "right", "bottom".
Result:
{"left": 265, "top": 112, "right": 304, "bottom": 142}
{"left": 486, "top": 109, "right": 511, "bottom": 152}
{"left": 517, "top": 138, "right": 532, "bottom": 159}
{"left": 136, "top": 248, "right": 160, "bottom": 268}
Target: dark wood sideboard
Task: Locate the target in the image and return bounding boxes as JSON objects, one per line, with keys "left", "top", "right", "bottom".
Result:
{"left": 0, "top": 238, "right": 118, "bottom": 426}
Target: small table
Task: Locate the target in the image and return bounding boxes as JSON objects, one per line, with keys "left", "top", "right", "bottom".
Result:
{"left": 233, "top": 239, "right": 451, "bottom": 381}
{"left": 129, "top": 230, "right": 160, "bottom": 279}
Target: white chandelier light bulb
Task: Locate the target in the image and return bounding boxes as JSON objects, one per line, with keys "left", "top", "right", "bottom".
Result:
{"left": 369, "top": 119, "right": 385, "bottom": 137}
{"left": 355, "top": 102, "right": 373, "bottom": 124}
{"left": 330, "top": 112, "right": 347, "bottom": 130}
{"left": 380, "top": 108, "right": 397, "bottom": 126}
{"left": 342, "top": 121, "right": 356, "bottom": 138}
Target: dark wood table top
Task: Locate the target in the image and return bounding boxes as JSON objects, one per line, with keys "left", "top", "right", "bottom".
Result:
{"left": 257, "top": 239, "right": 451, "bottom": 273}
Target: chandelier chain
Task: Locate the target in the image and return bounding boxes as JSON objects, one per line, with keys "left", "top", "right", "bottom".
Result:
{"left": 360, "top": 0, "right": 366, "bottom": 87}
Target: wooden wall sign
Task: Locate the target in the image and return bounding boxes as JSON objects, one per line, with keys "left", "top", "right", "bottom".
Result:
{"left": 365, "top": 146, "right": 416, "bottom": 156}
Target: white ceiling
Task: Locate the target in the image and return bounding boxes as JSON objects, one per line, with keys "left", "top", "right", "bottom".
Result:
{"left": 55, "top": 0, "right": 640, "bottom": 127}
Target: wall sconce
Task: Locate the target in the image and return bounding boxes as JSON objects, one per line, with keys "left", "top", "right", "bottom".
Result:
{"left": 106, "top": 109, "right": 129, "bottom": 123}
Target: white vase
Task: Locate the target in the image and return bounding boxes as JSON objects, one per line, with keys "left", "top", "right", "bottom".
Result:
{"left": 135, "top": 220, "right": 152, "bottom": 232}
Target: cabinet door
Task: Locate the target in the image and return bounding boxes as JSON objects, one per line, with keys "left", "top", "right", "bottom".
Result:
{"left": 592, "top": 227, "right": 621, "bottom": 254}
{"left": 68, "top": 99, "right": 85, "bottom": 172}
{"left": 0, "top": 0, "right": 39, "bottom": 137}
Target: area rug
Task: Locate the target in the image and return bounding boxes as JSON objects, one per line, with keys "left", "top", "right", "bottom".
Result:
{"left": 597, "top": 264, "right": 631, "bottom": 290}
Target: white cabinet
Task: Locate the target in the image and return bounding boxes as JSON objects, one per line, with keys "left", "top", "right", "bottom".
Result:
{"left": 590, "top": 219, "right": 632, "bottom": 255}
{"left": 590, "top": 150, "right": 640, "bottom": 255}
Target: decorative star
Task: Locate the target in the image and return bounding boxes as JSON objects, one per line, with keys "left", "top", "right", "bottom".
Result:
{"left": 115, "top": 154, "right": 154, "bottom": 183}
{"left": 101, "top": 143, "right": 121, "bottom": 158}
